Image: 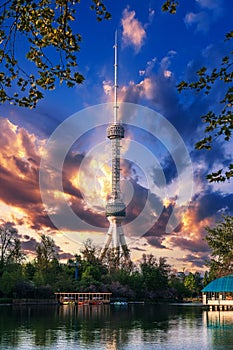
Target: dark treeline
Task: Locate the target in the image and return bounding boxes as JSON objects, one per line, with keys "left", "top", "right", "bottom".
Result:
{"left": 0, "top": 224, "right": 209, "bottom": 302}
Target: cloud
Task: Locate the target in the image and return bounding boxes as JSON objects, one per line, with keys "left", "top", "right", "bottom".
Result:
{"left": 20, "top": 236, "right": 38, "bottom": 255}
{"left": 0, "top": 118, "right": 105, "bottom": 234}
{"left": 196, "top": 0, "right": 223, "bottom": 10}
{"left": 0, "top": 119, "right": 43, "bottom": 211}
{"left": 140, "top": 57, "right": 157, "bottom": 77}
{"left": 195, "top": 191, "right": 233, "bottom": 220}
{"left": 1, "top": 34, "right": 232, "bottom": 272}
{"left": 97, "top": 42, "right": 232, "bottom": 270}
{"left": 102, "top": 80, "right": 112, "bottom": 95}
{"left": 177, "top": 252, "right": 210, "bottom": 269}
{"left": 184, "top": 12, "right": 210, "bottom": 32}
{"left": 185, "top": 0, "right": 224, "bottom": 32}
{"left": 121, "top": 8, "right": 146, "bottom": 52}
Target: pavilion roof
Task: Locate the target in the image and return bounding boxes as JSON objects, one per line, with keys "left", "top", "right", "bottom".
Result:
{"left": 202, "top": 274, "right": 233, "bottom": 292}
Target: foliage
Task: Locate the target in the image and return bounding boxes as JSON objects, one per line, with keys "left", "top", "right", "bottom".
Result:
{"left": 0, "top": 0, "right": 180, "bottom": 109}
{"left": 35, "top": 234, "right": 59, "bottom": 271}
{"left": 184, "top": 272, "right": 202, "bottom": 297}
{"left": 168, "top": 273, "right": 189, "bottom": 300}
{"left": 0, "top": 224, "right": 25, "bottom": 270}
{"left": 80, "top": 239, "right": 99, "bottom": 263}
{"left": 161, "top": 0, "right": 178, "bottom": 14}
{"left": 178, "top": 31, "right": 233, "bottom": 182}
{"left": 0, "top": 232, "right": 206, "bottom": 300}
{"left": 0, "top": 270, "right": 20, "bottom": 296}
{"left": 0, "top": 0, "right": 111, "bottom": 108}
{"left": 205, "top": 215, "right": 233, "bottom": 278}
{"left": 139, "top": 254, "right": 170, "bottom": 299}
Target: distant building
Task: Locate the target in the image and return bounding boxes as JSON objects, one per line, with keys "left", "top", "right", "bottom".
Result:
{"left": 202, "top": 274, "right": 233, "bottom": 311}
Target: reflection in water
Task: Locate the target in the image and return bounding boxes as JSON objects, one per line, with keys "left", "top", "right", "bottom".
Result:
{"left": 0, "top": 304, "right": 232, "bottom": 349}
{"left": 204, "top": 311, "right": 233, "bottom": 350}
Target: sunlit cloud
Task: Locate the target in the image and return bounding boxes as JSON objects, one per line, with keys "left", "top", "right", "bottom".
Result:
{"left": 121, "top": 8, "right": 146, "bottom": 52}
{"left": 102, "top": 80, "right": 112, "bottom": 95}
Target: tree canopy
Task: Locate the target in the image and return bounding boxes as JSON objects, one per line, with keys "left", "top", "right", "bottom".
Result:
{"left": 205, "top": 215, "right": 233, "bottom": 278}
{"left": 0, "top": 0, "right": 111, "bottom": 108}
{"left": 178, "top": 32, "right": 233, "bottom": 183}
{"left": 0, "top": 224, "right": 24, "bottom": 269}
{"left": 0, "top": 0, "right": 179, "bottom": 109}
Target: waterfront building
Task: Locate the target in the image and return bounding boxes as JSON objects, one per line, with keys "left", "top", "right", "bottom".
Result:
{"left": 202, "top": 274, "right": 233, "bottom": 311}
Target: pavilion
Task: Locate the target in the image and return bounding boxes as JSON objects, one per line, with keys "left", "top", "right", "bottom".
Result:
{"left": 202, "top": 274, "right": 233, "bottom": 311}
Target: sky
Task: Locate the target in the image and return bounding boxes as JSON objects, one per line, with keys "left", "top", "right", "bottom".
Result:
{"left": 0, "top": 0, "right": 233, "bottom": 273}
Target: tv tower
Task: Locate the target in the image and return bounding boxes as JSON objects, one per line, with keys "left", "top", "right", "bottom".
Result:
{"left": 100, "top": 32, "right": 130, "bottom": 261}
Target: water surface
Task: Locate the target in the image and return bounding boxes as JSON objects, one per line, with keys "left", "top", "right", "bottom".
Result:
{"left": 0, "top": 303, "right": 233, "bottom": 349}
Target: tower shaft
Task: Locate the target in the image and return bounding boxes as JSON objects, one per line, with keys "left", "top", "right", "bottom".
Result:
{"left": 100, "top": 32, "right": 129, "bottom": 262}
{"left": 112, "top": 138, "right": 120, "bottom": 196}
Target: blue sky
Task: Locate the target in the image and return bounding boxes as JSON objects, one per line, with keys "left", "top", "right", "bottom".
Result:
{"left": 0, "top": 0, "right": 233, "bottom": 272}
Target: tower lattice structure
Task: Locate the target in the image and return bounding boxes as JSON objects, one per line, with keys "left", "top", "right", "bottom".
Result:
{"left": 100, "top": 33, "right": 130, "bottom": 261}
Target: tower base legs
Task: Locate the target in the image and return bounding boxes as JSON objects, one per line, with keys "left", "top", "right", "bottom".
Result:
{"left": 99, "top": 216, "right": 130, "bottom": 262}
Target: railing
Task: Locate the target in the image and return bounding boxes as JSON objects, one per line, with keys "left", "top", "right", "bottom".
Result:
{"left": 207, "top": 299, "right": 233, "bottom": 306}
{"left": 54, "top": 292, "right": 112, "bottom": 305}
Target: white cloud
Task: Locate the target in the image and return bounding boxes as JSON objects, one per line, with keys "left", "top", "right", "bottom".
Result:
{"left": 184, "top": 11, "right": 210, "bottom": 32}
{"left": 138, "top": 77, "right": 155, "bottom": 99}
{"left": 185, "top": 0, "right": 224, "bottom": 32}
{"left": 148, "top": 8, "right": 155, "bottom": 23}
{"left": 160, "top": 51, "right": 176, "bottom": 78}
{"left": 139, "top": 57, "right": 157, "bottom": 78}
{"left": 121, "top": 8, "right": 146, "bottom": 52}
{"left": 164, "top": 70, "right": 172, "bottom": 78}
{"left": 196, "top": 0, "right": 222, "bottom": 10}
{"left": 139, "top": 70, "right": 146, "bottom": 76}
{"left": 146, "top": 57, "right": 157, "bottom": 74}
{"left": 102, "top": 80, "right": 112, "bottom": 95}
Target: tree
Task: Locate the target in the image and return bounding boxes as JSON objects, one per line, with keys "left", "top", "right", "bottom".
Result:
{"left": 203, "top": 270, "right": 211, "bottom": 287}
{"left": 161, "top": 2, "right": 233, "bottom": 182}
{"left": 168, "top": 272, "right": 189, "bottom": 301}
{"left": 0, "top": 224, "right": 24, "bottom": 270}
{"left": 80, "top": 239, "right": 99, "bottom": 264}
{"left": 161, "top": 0, "right": 178, "bottom": 14}
{"left": 205, "top": 215, "right": 233, "bottom": 278}
{"left": 35, "top": 234, "right": 59, "bottom": 272}
{"left": 178, "top": 32, "right": 233, "bottom": 182}
{"left": 140, "top": 254, "right": 170, "bottom": 298}
{"left": 0, "top": 0, "right": 180, "bottom": 109}
{"left": 79, "top": 239, "right": 108, "bottom": 287}
{"left": 184, "top": 272, "right": 202, "bottom": 297}
{"left": 0, "top": 0, "right": 111, "bottom": 108}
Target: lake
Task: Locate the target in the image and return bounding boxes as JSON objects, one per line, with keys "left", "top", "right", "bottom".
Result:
{"left": 0, "top": 303, "right": 233, "bottom": 349}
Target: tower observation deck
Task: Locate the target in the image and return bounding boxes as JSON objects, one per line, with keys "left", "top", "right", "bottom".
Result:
{"left": 100, "top": 32, "right": 130, "bottom": 261}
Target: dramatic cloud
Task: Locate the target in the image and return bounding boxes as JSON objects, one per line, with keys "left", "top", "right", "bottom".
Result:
{"left": 121, "top": 8, "right": 146, "bottom": 52}
{"left": 100, "top": 52, "right": 232, "bottom": 271}
{"left": 0, "top": 119, "right": 43, "bottom": 215}
{"left": 0, "top": 24, "right": 231, "bottom": 272}
{"left": 0, "top": 118, "right": 106, "bottom": 233}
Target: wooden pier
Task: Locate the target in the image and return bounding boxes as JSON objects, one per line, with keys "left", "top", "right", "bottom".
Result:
{"left": 55, "top": 292, "right": 112, "bottom": 305}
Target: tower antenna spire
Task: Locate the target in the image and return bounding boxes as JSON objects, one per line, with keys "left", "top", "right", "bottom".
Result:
{"left": 114, "top": 30, "right": 118, "bottom": 124}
